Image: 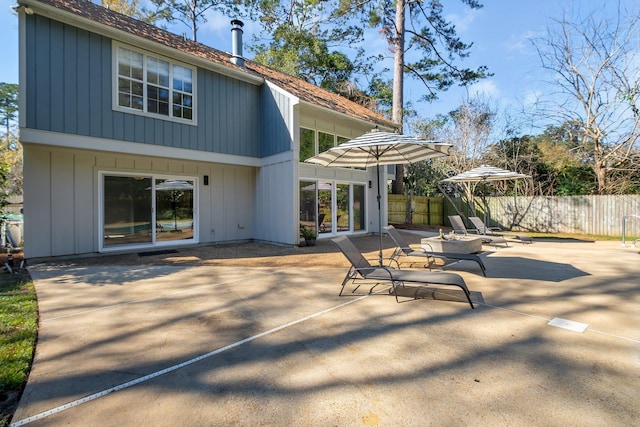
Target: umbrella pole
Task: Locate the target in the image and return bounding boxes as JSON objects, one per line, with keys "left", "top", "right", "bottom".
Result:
{"left": 376, "top": 164, "right": 383, "bottom": 266}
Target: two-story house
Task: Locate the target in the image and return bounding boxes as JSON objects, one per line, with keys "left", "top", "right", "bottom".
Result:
{"left": 15, "top": 0, "right": 396, "bottom": 259}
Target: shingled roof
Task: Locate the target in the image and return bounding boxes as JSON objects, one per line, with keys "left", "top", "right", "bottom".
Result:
{"left": 24, "top": 0, "right": 395, "bottom": 129}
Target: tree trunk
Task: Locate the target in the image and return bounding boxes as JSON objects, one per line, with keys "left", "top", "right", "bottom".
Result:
{"left": 405, "top": 191, "right": 413, "bottom": 224}
{"left": 391, "top": 0, "right": 405, "bottom": 195}
{"left": 190, "top": 2, "right": 197, "bottom": 42}
{"left": 595, "top": 159, "right": 607, "bottom": 194}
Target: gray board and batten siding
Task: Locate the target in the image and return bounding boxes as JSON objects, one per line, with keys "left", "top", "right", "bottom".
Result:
{"left": 23, "top": 14, "right": 293, "bottom": 158}
{"left": 260, "top": 83, "right": 295, "bottom": 157}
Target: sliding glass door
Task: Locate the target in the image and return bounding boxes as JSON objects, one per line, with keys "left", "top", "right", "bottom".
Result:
{"left": 299, "top": 180, "right": 366, "bottom": 236}
{"left": 154, "top": 179, "right": 194, "bottom": 242}
{"left": 102, "top": 174, "right": 196, "bottom": 250}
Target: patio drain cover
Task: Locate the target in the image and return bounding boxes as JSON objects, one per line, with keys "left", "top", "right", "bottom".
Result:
{"left": 548, "top": 317, "right": 589, "bottom": 333}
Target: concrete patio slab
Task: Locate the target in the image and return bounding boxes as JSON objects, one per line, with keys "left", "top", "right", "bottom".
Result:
{"left": 10, "top": 237, "right": 640, "bottom": 426}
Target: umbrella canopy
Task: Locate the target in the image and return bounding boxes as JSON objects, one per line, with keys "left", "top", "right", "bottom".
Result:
{"left": 305, "top": 128, "right": 452, "bottom": 265}
{"left": 154, "top": 179, "right": 194, "bottom": 191}
{"left": 307, "top": 130, "right": 452, "bottom": 168}
{"left": 442, "top": 165, "right": 530, "bottom": 183}
{"left": 442, "top": 165, "right": 530, "bottom": 227}
{"left": 301, "top": 182, "right": 333, "bottom": 191}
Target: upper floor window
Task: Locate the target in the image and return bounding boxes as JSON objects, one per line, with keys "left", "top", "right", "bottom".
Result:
{"left": 299, "top": 128, "right": 355, "bottom": 165}
{"left": 300, "top": 128, "right": 315, "bottom": 162}
{"left": 114, "top": 44, "right": 196, "bottom": 124}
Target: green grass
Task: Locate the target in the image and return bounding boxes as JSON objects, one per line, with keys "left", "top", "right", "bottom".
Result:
{"left": 0, "top": 273, "right": 37, "bottom": 427}
{"left": 527, "top": 232, "right": 631, "bottom": 242}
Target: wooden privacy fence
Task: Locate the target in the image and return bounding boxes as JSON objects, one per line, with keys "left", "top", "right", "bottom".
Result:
{"left": 388, "top": 195, "right": 445, "bottom": 225}
{"left": 389, "top": 194, "right": 640, "bottom": 237}
{"left": 445, "top": 194, "right": 640, "bottom": 237}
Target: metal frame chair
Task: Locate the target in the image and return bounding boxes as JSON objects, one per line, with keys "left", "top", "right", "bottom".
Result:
{"left": 332, "top": 235, "right": 475, "bottom": 309}
{"left": 468, "top": 217, "right": 533, "bottom": 244}
{"left": 384, "top": 225, "right": 486, "bottom": 276}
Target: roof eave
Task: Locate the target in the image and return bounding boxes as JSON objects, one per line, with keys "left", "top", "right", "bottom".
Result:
{"left": 297, "top": 99, "right": 396, "bottom": 131}
{"left": 18, "top": 0, "right": 264, "bottom": 86}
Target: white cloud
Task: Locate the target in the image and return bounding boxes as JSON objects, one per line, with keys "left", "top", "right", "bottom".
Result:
{"left": 446, "top": 7, "right": 480, "bottom": 33}
{"left": 470, "top": 79, "right": 500, "bottom": 98}
{"left": 505, "top": 30, "right": 540, "bottom": 55}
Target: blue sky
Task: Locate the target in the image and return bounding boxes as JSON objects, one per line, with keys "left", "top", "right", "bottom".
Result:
{"left": 1, "top": 0, "right": 636, "bottom": 133}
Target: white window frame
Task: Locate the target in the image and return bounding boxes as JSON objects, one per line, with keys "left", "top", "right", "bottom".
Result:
{"left": 299, "top": 179, "right": 368, "bottom": 237}
{"left": 99, "top": 171, "right": 199, "bottom": 252}
{"left": 112, "top": 42, "right": 198, "bottom": 126}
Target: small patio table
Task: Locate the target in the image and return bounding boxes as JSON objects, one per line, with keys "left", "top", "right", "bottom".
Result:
{"left": 421, "top": 236, "right": 483, "bottom": 254}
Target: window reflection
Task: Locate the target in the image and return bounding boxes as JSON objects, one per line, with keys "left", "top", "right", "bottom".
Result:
{"left": 298, "top": 180, "right": 366, "bottom": 236}
{"left": 299, "top": 181, "right": 318, "bottom": 236}
{"left": 155, "top": 179, "right": 194, "bottom": 242}
{"left": 337, "top": 184, "right": 349, "bottom": 232}
{"left": 317, "top": 181, "right": 333, "bottom": 234}
{"left": 103, "top": 175, "right": 195, "bottom": 248}
{"left": 103, "top": 176, "right": 152, "bottom": 246}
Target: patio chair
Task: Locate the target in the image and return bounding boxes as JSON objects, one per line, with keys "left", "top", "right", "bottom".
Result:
{"left": 468, "top": 217, "right": 533, "bottom": 244}
{"left": 332, "top": 235, "right": 475, "bottom": 309}
{"left": 384, "top": 225, "right": 486, "bottom": 276}
{"left": 448, "top": 215, "right": 508, "bottom": 247}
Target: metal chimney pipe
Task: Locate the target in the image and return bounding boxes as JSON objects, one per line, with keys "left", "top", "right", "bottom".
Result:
{"left": 230, "top": 19, "right": 245, "bottom": 68}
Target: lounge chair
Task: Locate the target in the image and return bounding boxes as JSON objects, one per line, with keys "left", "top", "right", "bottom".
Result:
{"left": 468, "top": 217, "right": 533, "bottom": 243}
{"left": 384, "top": 225, "right": 486, "bottom": 276}
{"left": 332, "top": 235, "right": 475, "bottom": 309}
{"left": 448, "top": 215, "right": 508, "bottom": 247}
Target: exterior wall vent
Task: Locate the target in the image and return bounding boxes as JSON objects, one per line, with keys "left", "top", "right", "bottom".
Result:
{"left": 231, "top": 19, "right": 245, "bottom": 68}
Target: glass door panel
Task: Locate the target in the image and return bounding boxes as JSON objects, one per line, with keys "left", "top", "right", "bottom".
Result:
{"left": 103, "top": 176, "right": 153, "bottom": 246}
{"left": 353, "top": 184, "right": 366, "bottom": 231}
{"left": 317, "top": 181, "right": 333, "bottom": 234}
{"left": 300, "top": 181, "right": 318, "bottom": 235}
{"left": 336, "top": 184, "right": 349, "bottom": 232}
{"left": 155, "top": 179, "right": 194, "bottom": 242}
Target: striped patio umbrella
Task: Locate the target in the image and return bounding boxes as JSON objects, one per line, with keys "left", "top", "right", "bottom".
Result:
{"left": 305, "top": 128, "right": 452, "bottom": 265}
{"left": 442, "top": 165, "right": 530, "bottom": 183}
{"left": 442, "top": 165, "right": 531, "bottom": 226}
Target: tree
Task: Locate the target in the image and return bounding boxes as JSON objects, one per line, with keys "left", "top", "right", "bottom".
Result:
{"left": 487, "top": 134, "right": 557, "bottom": 196}
{"left": 151, "top": 0, "right": 239, "bottom": 41}
{"left": 0, "top": 142, "right": 23, "bottom": 200}
{"left": 252, "top": 26, "right": 355, "bottom": 89}
{"left": 0, "top": 83, "right": 18, "bottom": 144}
{"left": 247, "top": 0, "right": 377, "bottom": 106}
{"left": 101, "top": 0, "right": 161, "bottom": 23}
{"left": 440, "top": 97, "right": 496, "bottom": 172}
{"left": 424, "top": 98, "right": 497, "bottom": 215}
{"left": 347, "top": 0, "right": 491, "bottom": 196}
{"left": 0, "top": 83, "right": 21, "bottom": 213}
{"left": 533, "top": 4, "right": 640, "bottom": 194}
{"left": 323, "top": 0, "right": 492, "bottom": 224}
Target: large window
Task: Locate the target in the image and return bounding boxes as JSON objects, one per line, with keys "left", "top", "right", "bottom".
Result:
{"left": 115, "top": 44, "right": 196, "bottom": 124}
{"left": 102, "top": 174, "right": 196, "bottom": 250}
{"left": 300, "top": 129, "right": 346, "bottom": 162}
{"left": 300, "top": 129, "right": 363, "bottom": 171}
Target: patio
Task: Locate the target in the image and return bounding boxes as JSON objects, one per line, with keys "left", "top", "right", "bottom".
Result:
{"left": 11, "top": 231, "right": 640, "bottom": 426}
